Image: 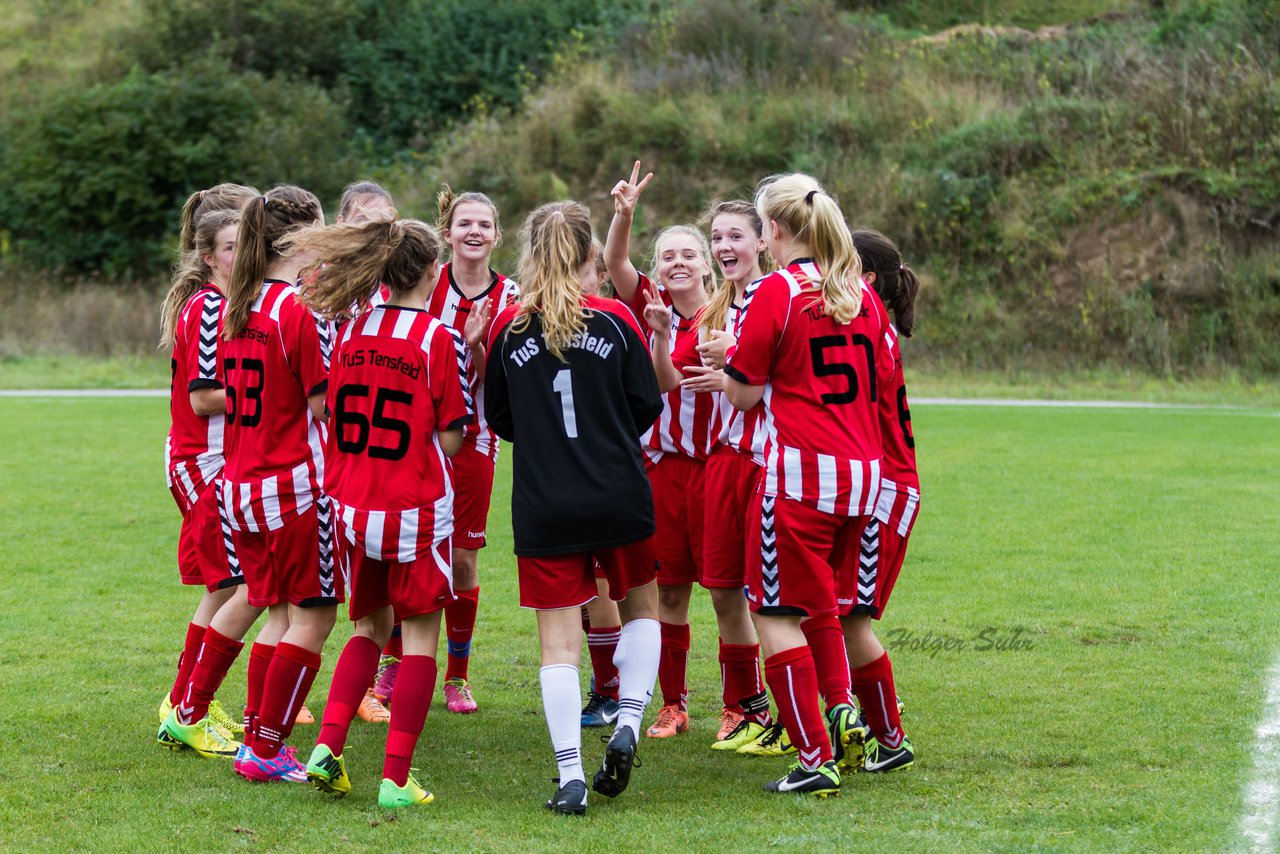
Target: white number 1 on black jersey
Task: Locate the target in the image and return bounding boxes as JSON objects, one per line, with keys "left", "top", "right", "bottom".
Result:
{"left": 553, "top": 369, "right": 578, "bottom": 438}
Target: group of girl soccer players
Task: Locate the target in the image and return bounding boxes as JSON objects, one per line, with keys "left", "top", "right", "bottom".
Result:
{"left": 156, "top": 163, "right": 922, "bottom": 814}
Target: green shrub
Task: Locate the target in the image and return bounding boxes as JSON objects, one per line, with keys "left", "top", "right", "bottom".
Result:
{"left": 0, "top": 59, "right": 354, "bottom": 278}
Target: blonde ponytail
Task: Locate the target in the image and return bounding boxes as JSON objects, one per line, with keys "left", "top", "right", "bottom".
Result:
{"left": 514, "top": 201, "right": 593, "bottom": 361}
{"left": 755, "top": 174, "right": 862, "bottom": 324}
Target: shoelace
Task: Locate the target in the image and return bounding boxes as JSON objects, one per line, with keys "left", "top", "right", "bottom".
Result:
{"left": 757, "top": 723, "right": 786, "bottom": 747}
{"left": 583, "top": 692, "right": 609, "bottom": 714}
{"left": 208, "top": 701, "right": 245, "bottom": 734}
{"left": 654, "top": 706, "right": 681, "bottom": 728}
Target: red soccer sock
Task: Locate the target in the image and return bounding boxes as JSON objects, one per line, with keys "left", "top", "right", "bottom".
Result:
{"left": 169, "top": 622, "right": 206, "bottom": 707}
{"left": 318, "top": 636, "right": 381, "bottom": 756}
{"left": 802, "top": 615, "right": 853, "bottom": 712}
{"left": 587, "top": 625, "right": 621, "bottom": 700}
{"left": 384, "top": 655, "right": 438, "bottom": 787}
{"left": 177, "top": 626, "right": 243, "bottom": 725}
{"left": 719, "top": 641, "right": 763, "bottom": 713}
{"left": 764, "top": 646, "right": 831, "bottom": 770}
{"left": 658, "top": 621, "right": 691, "bottom": 710}
{"left": 444, "top": 586, "right": 479, "bottom": 682}
{"left": 243, "top": 642, "right": 275, "bottom": 734}
{"left": 850, "top": 651, "right": 905, "bottom": 748}
{"left": 382, "top": 626, "right": 402, "bottom": 660}
{"left": 252, "top": 642, "right": 321, "bottom": 759}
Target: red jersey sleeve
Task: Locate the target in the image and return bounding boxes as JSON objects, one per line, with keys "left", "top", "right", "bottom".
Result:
{"left": 183, "top": 289, "right": 224, "bottom": 392}
{"left": 429, "top": 323, "right": 473, "bottom": 433}
{"left": 724, "top": 272, "right": 790, "bottom": 386}
{"left": 587, "top": 294, "right": 651, "bottom": 353}
{"left": 280, "top": 296, "right": 329, "bottom": 398}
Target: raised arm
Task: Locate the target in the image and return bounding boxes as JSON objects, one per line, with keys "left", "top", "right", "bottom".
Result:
{"left": 604, "top": 160, "right": 653, "bottom": 304}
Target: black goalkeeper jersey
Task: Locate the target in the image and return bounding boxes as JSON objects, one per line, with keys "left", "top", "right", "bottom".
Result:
{"left": 484, "top": 295, "right": 663, "bottom": 556}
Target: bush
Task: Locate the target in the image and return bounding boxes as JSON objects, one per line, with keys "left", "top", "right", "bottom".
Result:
{"left": 0, "top": 59, "right": 354, "bottom": 278}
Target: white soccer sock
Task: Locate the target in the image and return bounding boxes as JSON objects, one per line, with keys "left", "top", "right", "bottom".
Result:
{"left": 613, "top": 618, "right": 660, "bottom": 738}
{"left": 540, "top": 664, "right": 584, "bottom": 784}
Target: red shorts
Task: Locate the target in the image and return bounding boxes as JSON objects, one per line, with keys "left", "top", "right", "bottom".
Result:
{"left": 517, "top": 538, "right": 658, "bottom": 610}
{"left": 338, "top": 534, "right": 454, "bottom": 622}
{"left": 701, "top": 447, "right": 763, "bottom": 589}
{"left": 649, "top": 454, "right": 705, "bottom": 586}
{"left": 450, "top": 442, "right": 495, "bottom": 550}
{"left": 744, "top": 492, "right": 869, "bottom": 619}
{"left": 845, "top": 516, "right": 914, "bottom": 619}
{"left": 233, "top": 499, "right": 344, "bottom": 609}
{"left": 176, "top": 481, "right": 244, "bottom": 592}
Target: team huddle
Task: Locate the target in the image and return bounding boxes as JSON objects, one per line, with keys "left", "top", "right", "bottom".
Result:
{"left": 155, "top": 162, "right": 922, "bottom": 815}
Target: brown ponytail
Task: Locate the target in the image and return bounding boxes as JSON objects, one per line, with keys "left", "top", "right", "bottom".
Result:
{"left": 177, "top": 183, "right": 257, "bottom": 254}
{"left": 223, "top": 185, "right": 322, "bottom": 341}
{"left": 851, "top": 229, "right": 919, "bottom": 337}
{"left": 288, "top": 219, "right": 443, "bottom": 321}
{"left": 159, "top": 208, "right": 241, "bottom": 349}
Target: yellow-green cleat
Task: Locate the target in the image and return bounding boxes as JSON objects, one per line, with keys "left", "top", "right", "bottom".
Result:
{"left": 711, "top": 719, "right": 766, "bottom": 752}
{"left": 736, "top": 722, "right": 796, "bottom": 756}
{"left": 158, "top": 694, "right": 173, "bottom": 724}
{"left": 158, "top": 709, "right": 241, "bottom": 758}
{"left": 306, "top": 744, "right": 352, "bottom": 797}
{"left": 378, "top": 773, "right": 434, "bottom": 808}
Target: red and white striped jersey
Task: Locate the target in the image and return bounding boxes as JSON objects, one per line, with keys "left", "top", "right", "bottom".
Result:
{"left": 725, "top": 260, "right": 894, "bottom": 516}
{"left": 324, "top": 305, "right": 473, "bottom": 562}
{"left": 166, "top": 285, "right": 226, "bottom": 511}
{"left": 626, "top": 273, "right": 715, "bottom": 464}
{"left": 873, "top": 323, "right": 920, "bottom": 535}
{"left": 220, "top": 280, "right": 333, "bottom": 532}
{"left": 426, "top": 263, "right": 520, "bottom": 460}
{"left": 708, "top": 279, "right": 767, "bottom": 466}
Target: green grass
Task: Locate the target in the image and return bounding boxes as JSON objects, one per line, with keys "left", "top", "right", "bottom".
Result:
{"left": 2, "top": 397, "right": 1278, "bottom": 851}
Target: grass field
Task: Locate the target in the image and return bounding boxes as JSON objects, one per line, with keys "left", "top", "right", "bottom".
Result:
{"left": 2, "top": 396, "right": 1278, "bottom": 851}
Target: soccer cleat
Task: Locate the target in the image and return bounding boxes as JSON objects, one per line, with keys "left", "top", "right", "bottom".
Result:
{"left": 378, "top": 773, "right": 434, "bottom": 808}
{"left": 645, "top": 703, "right": 689, "bottom": 738}
{"left": 443, "top": 678, "right": 478, "bottom": 714}
{"left": 593, "top": 726, "right": 640, "bottom": 798}
{"left": 545, "top": 778, "right": 588, "bottom": 815}
{"left": 826, "top": 703, "right": 860, "bottom": 770}
{"left": 158, "top": 694, "right": 173, "bottom": 724}
{"left": 208, "top": 699, "right": 246, "bottom": 736}
{"left": 763, "top": 760, "right": 841, "bottom": 797}
{"left": 580, "top": 692, "right": 620, "bottom": 728}
{"left": 373, "top": 656, "right": 400, "bottom": 705}
{"left": 711, "top": 718, "right": 766, "bottom": 752}
{"left": 234, "top": 743, "right": 308, "bottom": 783}
{"left": 357, "top": 688, "right": 391, "bottom": 724}
{"left": 295, "top": 704, "right": 316, "bottom": 726}
{"left": 158, "top": 711, "right": 241, "bottom": 758}
{"left": 306, "top": 743, "right": 352, "bottom": 796}
{"left": 736, "top": 722, "right": 796, "bottom": 756}
{"left": 862, "top": 735, "right": 914, "bottom": 773}
{"left": 716, "top": 708, "right": 745, "bottom": 741}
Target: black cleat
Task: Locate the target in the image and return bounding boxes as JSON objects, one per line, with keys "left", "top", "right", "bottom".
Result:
{"left": 592, "top": 726, "right": 640, "bottom": 798}
{"left": 545, "top": 779, "right": 588, "bottom": 815}
{"left": 763, "top": 760, "right": 841, "bottom": 797}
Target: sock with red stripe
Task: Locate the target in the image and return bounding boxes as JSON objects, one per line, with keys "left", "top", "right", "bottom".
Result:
{"left": 318, "top": 636, "right": 381, "bottom": 756}
{"left": 384, "top": 655, "right": 438, "bottom": 787}
{"left": 802, "top": 615, "right": 853, "bottom": 712}
{"left": 444, "top": 586, "right": 479, "bottom": 681}
{"left": 243, "top": 642, "right": 275, "bottom": 734}
{"left": 719, "top": 641, "right": 763, "bottom": 713}
{"left": 252, "top": 642, "right": 321, "bottom": 760}
{"left": 658, "top": 621, "right": 690, "bottom": 710}
{"left": 580, "top": 606, "right": 591, "bottom": 635}
{"left": 382, "top": 625, "right": 402, "bottom": 660}
{"left": 169, "top": 622, "right": 206, "bottom": 707}
{"left": 587, "top": 625, "right": 621, "bottom": 700}
{"left": 764, "top": 646, "right": 831, "bottom": 770}
{"left": 177, "top": 626, "right": 243, "bottom": 725}
{"left": 850, "top": 651, "right": 905, "bottom": 748}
